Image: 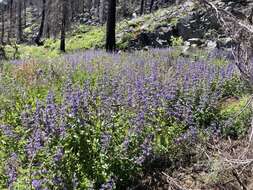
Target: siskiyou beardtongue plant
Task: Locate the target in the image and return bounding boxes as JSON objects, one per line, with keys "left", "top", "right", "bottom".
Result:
{"left": 0, "top": 49, "right": 246, "bottom": 189}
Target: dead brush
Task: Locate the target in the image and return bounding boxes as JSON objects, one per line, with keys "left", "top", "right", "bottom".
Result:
{"left": 198, "top": 1, "right": 253, "bottom": 189}
{"left": 11, "top": 59, "right": 39, "bottom": 85}
{"left": 199, "top": 138, "right": 253, "bottom": 190}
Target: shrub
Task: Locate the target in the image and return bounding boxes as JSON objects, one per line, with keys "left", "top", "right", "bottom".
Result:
{"left": 220, "top": 96, "right": 252, "bottom": 138}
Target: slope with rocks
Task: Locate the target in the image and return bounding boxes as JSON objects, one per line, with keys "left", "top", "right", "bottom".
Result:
{"left": 116, "top": 0, "right": 253, "bottom": 50}
{"left": 4, "top": 0, "right": 253, "bottom": 59}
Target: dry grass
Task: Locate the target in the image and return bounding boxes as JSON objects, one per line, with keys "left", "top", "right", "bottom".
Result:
{"left": 11, "top": 59, "right": 39, "bottom": 85}
{"left": 131, "top": 134, "right": 253, "bottom": 190}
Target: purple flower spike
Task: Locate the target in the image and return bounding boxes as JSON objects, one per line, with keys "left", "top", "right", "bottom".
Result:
{"left": 32, "top": 179, "right": 42, "bottom": 190}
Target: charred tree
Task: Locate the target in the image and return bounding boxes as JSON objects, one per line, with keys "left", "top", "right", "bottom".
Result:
{"left": 150, "top": 0, "right": 155, "bottom": 13}
{"left": 1, "top": 4, "right": 5, "bottom": 44}
{"left": 8, "top": 0, "right": 13, "bottom": 42}
{"left": 17, "top": 0, "right": 23, "bottom": 43}
{"left": 140, "top": 0, "right": 145, "bottom": 15}
{"left": 35, "top": 0, "right": 46, "bottom": 45}
{"left": 60, "top": 0, "right": 68, "bottom": 52}
{"left": 23, "top": 0, "right": 27, "bottom": 28}
{"left": 99, "top": 0, "right": 104, "bottom": 24}
{"left": 105, "top": 0, "right": 116, "bottom": 52}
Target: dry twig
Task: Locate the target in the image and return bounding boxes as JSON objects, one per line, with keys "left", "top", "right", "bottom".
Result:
{"left": 161, "top": 172, "right": 188, "bottom": 190}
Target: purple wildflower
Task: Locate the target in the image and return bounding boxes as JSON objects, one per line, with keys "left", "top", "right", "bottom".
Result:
{"left": 26, "top": 129, "right": 43, "bottom": 159}
{"left": 6, "top": 153, "right": 18, "bottom": 188}
{"left": 0, "top": 125, "right": 15, "bottom": 138}
{"left": 53, "top": 147, "right": 64, "bottom": 162}
{"left": 32, "top": 179, "right": 42, "bottom": 190}
{"left": 100, "top": 177, "right": 115, "bottom": 190}
{"left": 100, "top": 132, "right": 112, "bottom": 151}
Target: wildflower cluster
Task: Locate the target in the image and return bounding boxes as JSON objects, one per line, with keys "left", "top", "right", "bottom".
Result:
{"left": 0, "top": 49, "right": 244, "bottom": 189}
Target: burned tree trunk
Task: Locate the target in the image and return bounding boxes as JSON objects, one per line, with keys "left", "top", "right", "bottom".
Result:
{"left": 140, "top": 0, "right": 145, "bottom": 15}
{"left": 8, "top": 0, "right": 13, "bottom": 42}
{"left": 60, "top": 0, "right": 68, "bottom": 52}
{"left": 35, "top": 0, "right": 46, "bottom": 45}
{"left": 150, "top": 0, "right": 155, "bottom": 13}
{"left": 99, "top": 0, "right": 104, "bottom": 24}
{"left": 1, "top": 4, "right": 5, "bottom": 44}
{"left": 17, "top": 0, "right": 23, "bottom": 43}
{"left": 23, "top": 0, "right": 26, "bottom": 28}
{"left": 106, "top": 0, "right": 116, "bottom": 52}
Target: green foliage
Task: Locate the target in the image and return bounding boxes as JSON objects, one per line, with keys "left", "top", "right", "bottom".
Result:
{"left": 221, "top": 76, "right": 250, "bottom": 97}
{"left": 212, "top": 58, "right": 229, "bottom": 66}
{"left": 62, "top": 109, "right": 140, "bottom": 188}
{"left": 170, "top": 36, "right": 183, "bottom": 46}
{"left": 4, "top": 44, "right": 59, "bottom": 60}
{"left": 169, "top": 17, "right": 179, "bottom": 26}
{"left": 117, "top": 33, "right": 133, "bottom": 49}
{"left": 2, "top": 25, "right": 105, "bottom": 60}
{"left": 220, "top": 96, "right": 252, "bottom": 138}
{"left": 67, "top": 26, "right": 105, "bottom": 51}
{"left": 43, "top": 38, "right": 60, "bottom": 50}
{"left": 23, "top": 27, "right": 33, "bottom": 35}
{"left": 154, "top": 122, "right": 185, "bottom": 154}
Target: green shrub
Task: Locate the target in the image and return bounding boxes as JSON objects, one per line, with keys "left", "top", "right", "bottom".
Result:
{"left": 67, "top": 27, "right": 105, "bottom": 51}
{"left": 220, "top": 96, "right": 252, "bottom": 138}
{"left": 170, "top": 36, "right": 184, "bottom": 47}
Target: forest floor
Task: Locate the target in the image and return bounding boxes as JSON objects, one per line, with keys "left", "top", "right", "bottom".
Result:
{"left": 135, "top": 138, "right": 253, "bottom": 190}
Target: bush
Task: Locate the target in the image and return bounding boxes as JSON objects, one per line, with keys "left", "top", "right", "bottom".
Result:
{"left": 220, "top": 96, "right": 252, "bottom": 138}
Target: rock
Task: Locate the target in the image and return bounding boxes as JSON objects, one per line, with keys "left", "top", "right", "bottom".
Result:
{"left": 116, "top": 0, "right": 248, "bottom": 50}
{"left": 143, "top": 46, "right": 149, "bottom": 51}
{"left": 140, "top": 23, "right": 150, "bottom": 31}
{"left": 157, "top": 26, "right": 172, "bottom": 34}
{"left": 206, "top": 40, "right": 217, "bottom": 50}
{"left": 80, "top": 18, "right": 88, "bottom": 24}
{"left": 188, "top": 38, "right": 204, "bottom": 46}
{"left": 132, "top": 12, "right": 137, "bottom": 19}
{"left": 129, "top": 32, "right": 157, "bottom": 49}
{"left": 183, "top": 0, "right": 195, "bottom": 8}
{"left": 156, "top": 39, "right": 168, "bottom": 45}
{"left": 181, "top": 45, "right": 190, "bottom": 56}
{"left": 217, "top": 37, "right": 236, "bottom": 48}
{"left": 184, "top": 41, "right": 190, "bottom": 46}
{"left": 176, "top": 9, "right": 220, "bottom": 41}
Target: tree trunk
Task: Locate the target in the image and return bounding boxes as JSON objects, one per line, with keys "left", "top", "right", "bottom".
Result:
{"left": 23, "top": 0, "right": 26, "bottom": 28}
{"left": 249, "top": 7, "right": 253, "bottom": 24}
{"left": 121, "top": 0, "right": 128, "bottom": 17}
{"left": 99, "top": 0, "right": 104, "bottom": 24}
{"left": 46, "top": 24, "right": 50, "bottom": 38}
{"left": 92, "top": 0, "right": 96, "bottom": 15}
{"left": 140, "top": 0, "right": 145, "bottom": 15}
{"left": 150, "top": 0, "right": 155, "bottom": 13}
{"left": 17, "top": 0, "right": 23, "bottom": 43}
{"left": 106, "top": 0, "right": 116, "bottom": 52}
{"left": 1, "top": 5, "right": 5, "bottom": 44}
{"left": 60, "top": 0, "right": 67, "bottom": 52}
{"left": 8, "top": 0, "right": 13, "bottom": 42}
{"left": 87, "top": 0, "right": 92, "bottom": 13}
{"left": 35, "top": 0, "right": 46, "bottom": 45}
{"left": 45, "top": 0, "right": 51, "bottom": 38}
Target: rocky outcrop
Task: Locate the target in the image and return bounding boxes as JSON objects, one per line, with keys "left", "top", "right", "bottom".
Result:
{"left": 116, "top": 0, "right": 252, "bottom": 50}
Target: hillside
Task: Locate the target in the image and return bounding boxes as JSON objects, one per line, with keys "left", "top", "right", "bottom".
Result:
{"left": 2, "top": 0, "right": 252, "bottom": 60}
